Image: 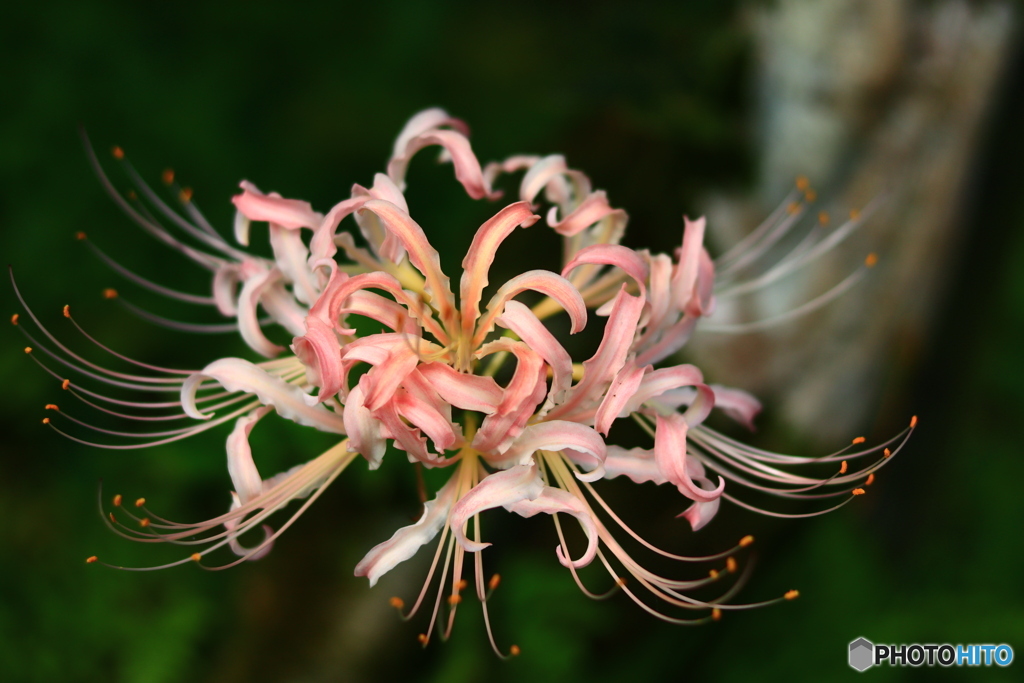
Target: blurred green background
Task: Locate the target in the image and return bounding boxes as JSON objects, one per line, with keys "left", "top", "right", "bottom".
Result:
{"left": 2, "top": 1, "right": 1022, "bottom": 681}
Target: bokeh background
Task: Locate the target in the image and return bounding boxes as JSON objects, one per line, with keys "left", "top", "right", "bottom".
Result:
{"left": 2, "top": 1, "right": 1023, "bottom": 681}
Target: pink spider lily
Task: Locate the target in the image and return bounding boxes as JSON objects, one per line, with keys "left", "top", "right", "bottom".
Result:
{"left": 13, "top": 109, "right": 915, "bottom": 657}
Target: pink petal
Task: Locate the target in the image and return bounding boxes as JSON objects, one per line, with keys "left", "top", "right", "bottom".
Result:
{"left": 670, "top": 215, "right": 706, "bottom": 311}
{"left": 496, "top": 300, "right": 573, "bottom": 412}
{"left": 498, "top": 421, "right": 606, "bottom": 468}
{"left": 547, "top": 287, "right": 643, "bottom": 421}
{"left": 633, "top": 314, "right": 699, "bottom": 367}
{"left": 339, "top": 290, "right": 420, "bottom": 334}
{"left": 519, "top": 154, "right": 568, "bottom": 204}
{"left": 236, "top": 268, "right": 287, "bottom": 358}
{"left": 482, "top": 155, "right": 541, "bottom": 188}
{"left": 506, "top": 487, "right": 598, "bottom": 568}
{"left": 459, "top": 202, "right": 539, "bottom": 341}
{"left": 226, "top": 406, "right": 272, "bottom": 505}
{"left": 231, "top": 181, "right": 321, "bottom": 230}
{"left": 472, "top": 339, "right": 547, "bottom": 454}
{"left": 182, "top": 357, "right": 346, "bottom": 434}
{"left": 290, "top": 317, "right": 345, "bottom": 402}
{"left": 450, "top": 463, "right": 545, "bottom": 553}
{"left": 359, "top": 199, "right": 457, "bottom": 327}
{"left": 603, "top": 445, "right": 666, "bottom": 485}
{"left": 709, "top": 384, "right": 762, "bottom": 430}
{"left": 343, "top": 379, "right": 386, "bottom": 468}
{"left": 225, "top": 493, "right": 275, "bottom": 560}
{"left": 678, "top": 495, "right": 720, "bottom": 532}
{"left": 547, "top": 191, "right": 626, "bottom": 238}
{"left": 388, "top": 129, "right": 497, "bottom": 200}
{"left": 232, "top": 209, "right": 251, "bottom": 247}
{"left": 310, "top": 196, "right": 368, "bottom": 266}
{"left": 417, "top": 362, "right": 503, "bottom": 414}
{"left": 354, "top": 475, "right": 459, "bottom": 586}
{"left": 593, "top": 360, "right": 648, "bottom": 436}
{"left": 393, "top": 388, "right": 460, "bottom": 454}
{"left": 653, "top": 413, "right": 723, "bottom": 503}
{"left": 362, "top": 344, "right": 420, "bottom": 412}
{"left": 269, "top": 224, "right": 318, "bottom": 306}
{"left": 474, "top": 269, "right": 587, "bottom": 346}
{"left": 619, "top": 363, "right": 704, "bottom": 416}
{"left": 561, "top": 243, "right": 649, "bottom": 298}
{"left": 391, "top": 108, "right": 468, "bottom": 160}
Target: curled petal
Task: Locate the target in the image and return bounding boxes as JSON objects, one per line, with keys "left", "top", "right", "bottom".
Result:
{"left": 237, "top": 268, "right": 286, "bottom": 358}
{"left": 709, "top": 384, "right": 762, "bottom": 430}
{"left": 450, "top": 463, "right": 544, "bottom": 553}
{"left": 417, "top": 362, "right": 502, "bottom": 414}
{"left": 547, "top": 191, "right": 625, "bottom": 238}
{"left": 475, "top": 269, "right": 587, "bottom": 346}
{"left": 182, "top": 358, "right": 346, "bottom": 434}
{"left": 499, "top": 421, "right": 606, "bottom": 468}
{"left": 310, "top": 196, "right": 368, "bottom": 266}
{"left": 594, "top": 360, "right": 648, "bottom": 436}
{"left": 459, "top": 202, "right": 539, "bottom": 340}
{"left": 603, "top": 445, "right": 665, "bottom": 485}
{"left": 343, "top": 380, "right": 386, "bottom": 468}
{"left": 390, "top": 108, "right": 468, "bottom": 160}
{"left": 225, "top": 493, "right": 275, "bottom": 560}
{"left": 388, "top": 129, "right": 497, "bottom": 200}
{"left": 654, "top": 413, "right": 723, "bottom": 503}
{"left": 671, "top": 216, "right": 706, "bottom": 312}
{"left": 678, "top": 494, "right": 720, "bottom": 532}
{"left": 562, "top": 243, "right": 649, "bottom": 298}
{"left": 394, "top": 389, "right": 460, "bottom": 454}
{"left": 496, "top": 300, "right": 573, "bottom": 412}
{"left": 507, "top": 487, "right": 599, "bottom": 568}
{"left": 519, "top": 154, "right": 568, "bottom": 204}
{"left": 290, "top": 317, "right": 344, "bottom": 402}
{"left": 226, "top": 406, "right": 272, "bottom": 505}
{"left": 359, "top": 199, "right": 457, "bottom": 327}
{"left": 620, "top": 364, "right": 704, "bottom": 416}
{"left": 354, "top": 476, "right": 459, "bottom": 586}
{"left": 231, "top": 181, "right": 320, "bottom": 230}
{"left": 269, "top": 225, "right": 318, "bottom": 306}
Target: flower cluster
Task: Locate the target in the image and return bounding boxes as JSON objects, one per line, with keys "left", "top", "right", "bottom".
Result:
{"left": 14, "top": 109, "right": 914, "bottom": 656}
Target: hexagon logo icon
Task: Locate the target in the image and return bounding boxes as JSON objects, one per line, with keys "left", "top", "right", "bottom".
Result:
{"left": 849, "top": 637, "right": 874, "bottom": 671}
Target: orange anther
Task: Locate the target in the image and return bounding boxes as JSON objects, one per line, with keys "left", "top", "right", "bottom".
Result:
{"left": 179, "top": 187, "right": 193, "bottom": 203}
{"left": 785, "top": 589, "right": 800, "bottom": 600}
{"left": 850, "top": 208, "right": 861, "bottom": 220}
{"left": 852, "top": 488, "right": 866, "bottom": 496}
{"left": 865, "top": 473, "right": 875, "bottom": 486}
{"left": 135, "top": 497, "right": 146, "bottom": 507}
{"left": 162, "top": 168, "right": 174, "bottom": 185}
{"left": 455, "top": 579, "right": 468, "bottom": 591}
{"left": 447, "top": 594, "right": 462, "bottom": 605}
{"left": 62, "top": 305, "right": 70, "bottom": 318}
{"left": 41, "top": 417, "right": 50, "bottom": 425}
{"left": 108, "top": 512, "right": 117, "bottom": 524}
{"left": 615, "top": 576, "right": 628, "bottom": 587}
{"left": 191, "top": 553, "right": 202, "bottom": 562}
{"left": 112, "top": 494, "right": 123, "bottom": 507}
{"left": 24, "top": 347, "right": 32, "bottom": 354}
{"left": 45, "top": 404, "right": 59, "bottom": 411}
{"left": 726, "top": 557, "right": 737, "bottom": 573}
{"left": 103, "top": 288, "right": 118, "bottom": 299}
{"left": 389, "top": 597, "right": 405, "bottom": 610}
{"left": 852, "top": 436, "right": 866, "bottom": 445}
{"left": 818, "top": 211, "right": 830, "bottom": 226}
{"left": 112, "top": 146, "right": 124, "bottom": 160}
{"left": 804, "top": 189, "right": 817, "bottom": 202}
{"left": 712, "top": 608, "right": 722, "bottom": 621}
{"left": 61, "top": 379, "right": 71, "bottom": 390}
{"left": 509, "top": 645, "right": 521, "bottom": 657}
{"left": 865, "top": 253, "right": 878, "bottom": 268}
{"left": 795, "top": 175, "right": 809, "bottom": 191}
{"left": 709, "top": 569, "right": 719, "bottom": 580}
{"left": 839, "top": 460, "right": 848, "bottom": 474}
{"left": 75, "top": 231, "right": 87, "bottom": 240}
{"left": 417, "top": 634, "right": 429, "bottom": 645}
{"left": 10, "top": 314, "right": 18, "bottom": 325}
{"left": 739, "top": 535, "right": 755, "bottom": 548}
{"left": 488, "top": 574, "right": 501, "bottom": 591}
{"left": 910, "top": 415, "right": 918, "bottom": 429}
{"left": 139, "top": 518, "right": 150, "bottom": 527}
{"left": 786, "top": 201, "right": 801, "bottom": 215}
{"left": 86, "top": 556, "right": 99, "bottom": 564}
{"left": 883, "top": 448, "right": 892, "bottom": 458}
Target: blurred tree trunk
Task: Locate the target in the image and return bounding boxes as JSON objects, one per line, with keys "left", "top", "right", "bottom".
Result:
{"left": 692, "top": 0, "right": 1016, "bottom": 444}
